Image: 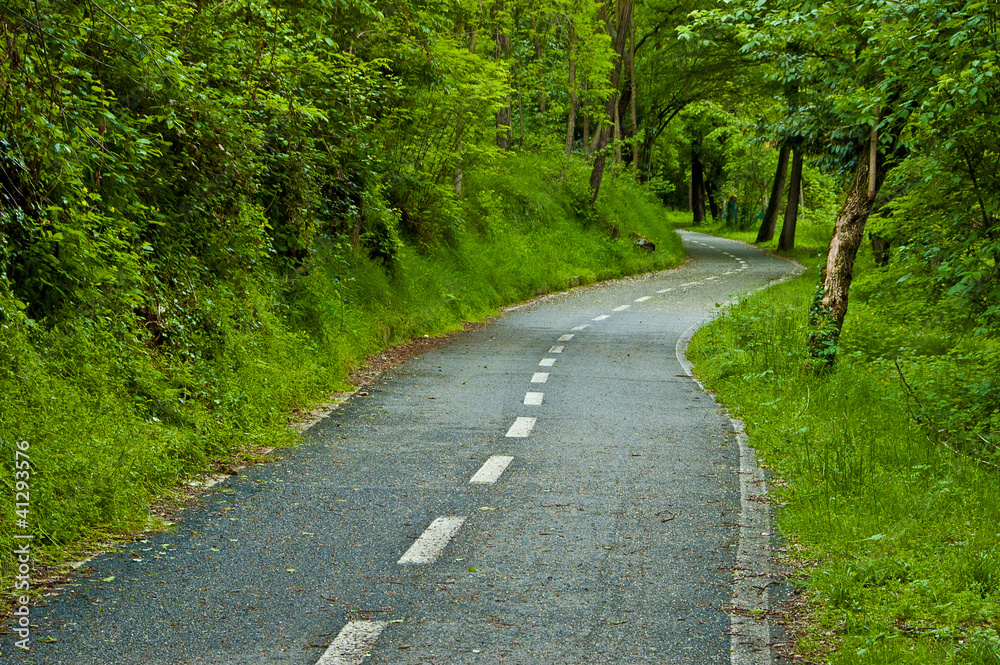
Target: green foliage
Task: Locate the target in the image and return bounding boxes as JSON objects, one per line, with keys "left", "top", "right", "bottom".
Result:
{"left": 689, "top": 262, "right": 1000, "bottom": 664}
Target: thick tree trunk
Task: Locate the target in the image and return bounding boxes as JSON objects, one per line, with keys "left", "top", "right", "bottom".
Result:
{"left": 810, "top": 128, "right": 891, "bottom": 361}
{"left": 497, "top": 106, "right": 512, "bottom": 150}
{"left": 691, "top": 146, "right": 706, "bottom": 225}
{"left": 756, "top": 142, "right": 790, "bottom": 243}
{"left": 589, "top": 0, "right": 634, "bottom": 203}
{"left": 706, "top": 177, "right": 720, "bottom": 222}
{"left": 777, "top": 146, "right": 803, "bottom": 251}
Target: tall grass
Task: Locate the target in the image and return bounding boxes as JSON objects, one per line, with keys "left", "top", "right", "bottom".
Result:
{"left": 688, "top": 264, "right": 1000, "bottom": 664}
{"left": 0, "top": 150, "right": 683, "bottom": 592}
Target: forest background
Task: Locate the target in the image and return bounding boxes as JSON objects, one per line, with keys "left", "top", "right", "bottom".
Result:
{"left": 2, "top": 0, "right": 1000, "bottom": 662}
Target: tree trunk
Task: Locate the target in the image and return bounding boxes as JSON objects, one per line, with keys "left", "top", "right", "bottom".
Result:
{"left": 532, "top": 13, "right": 546, "bottom": 113}
{"left": 589, "top": 0, "right": 634, "bottom": 203}
{"left": 756, "top": 142, "right": 790, "bottom": 243}
{"left": 629, "top": 17, "right": 638, "bottom": 169}
{"left": 809, "top": 127, "right": 891, "bottom": 361}
{"left": 691, "top": 145, "right": 706, "bottom": 225}
{"left": 564, "top": 30, "right": 579, "bottom": 158}
{"left": 613, "top": 104, "right": 622, "bottom": 165}
{"left": 517, "top": 89, "right": 525, "bottom": 146}
{"left": 494, "top": 2, "right": 511, "bottom": 150}
{"left": 497, "top": 105, "right": 512, "bottom": 150}
{"left": 777, "top": 146, "right": 803, "bottom": 251}
{"left": 706, "top": 176, "right": 720, "bottom": 222}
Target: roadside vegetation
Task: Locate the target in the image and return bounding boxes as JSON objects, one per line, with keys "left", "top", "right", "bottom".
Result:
{"left": 689, "top": 245, "right": 1000, "bottom": 663}
{"left": 3, "top": 0, "right": 999, "bottom": 660}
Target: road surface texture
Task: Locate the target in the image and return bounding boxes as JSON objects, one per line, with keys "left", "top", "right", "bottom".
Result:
{"left": 6, "top": 231, "right": 797, "bottom": 665}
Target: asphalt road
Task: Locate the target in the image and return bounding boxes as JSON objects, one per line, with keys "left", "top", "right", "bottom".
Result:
{"left": 6, "top": 231, "right": 797, "bottom": 665}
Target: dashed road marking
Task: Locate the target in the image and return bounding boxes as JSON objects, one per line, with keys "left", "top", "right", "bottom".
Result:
{"left": 549, "top": 345, "right": 564, "bottom": 353}
{"left": 315, "top": 621, "right": 388, "bottom": 665}
{"left": 539, "top": 358, "right": 555, "bottom": 367}
{"left": 723, "top": 271, "right": 735, "bottom": 276}
{"left": 705, "top": 276, "right": 720, "bottom": 281}
{"left": 571, "top": 325, "right": 589, "bottom": 331}
{"left": 558, "top": 334, "right": 574, "bottom": 341}
{"left": 524, "top": 391, "right": 544, "bottom": 406}
{"left": 680, "top": 282, "right": 702, "bottom": 287}
{"left": 505, "top": 416, "right": 537, "bottom": 438}
{"left": 634, "top": 296, "right": 652, "bottom": 302}
{"left": 657, "top": 288, "right": 673, "bottom": 294}
{"left": 398, "top": 517, "right": 466, "bottom": 564}
{"left": 470, "top": 455, "right": 515, "bottom": 484}
{"left": 593, "top": 314, "right": 610, "bottom": 321}
{"left": 531, "top": 372, "right": 549, "bottom": 383}
{"left": 613, "top": 305, "right": 630, "bottom": 311}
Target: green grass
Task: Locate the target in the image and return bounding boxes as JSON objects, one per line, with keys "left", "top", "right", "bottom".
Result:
{"left": 0, "top": 149, "right": 683, "bottom": 594}
{"left": 687, "top": 250, "right": 1000, "bottom": 663}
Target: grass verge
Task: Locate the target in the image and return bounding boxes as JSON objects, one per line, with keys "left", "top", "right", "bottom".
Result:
{"left": 687, "top": 251, "right": 1000, "bottom": 663}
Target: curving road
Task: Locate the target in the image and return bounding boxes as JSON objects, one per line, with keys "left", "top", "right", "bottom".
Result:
{"left": 6, "top": 231, "right": 797, "bottom": 665}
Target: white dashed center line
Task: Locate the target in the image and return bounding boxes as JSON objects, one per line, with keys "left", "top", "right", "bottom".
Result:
{"left": 558, "top": 334, "right": 574, "bottom": 341}
{"left": 470, "top": 456, "right": 515, "bottom": 484}
{"left": 315, "top": 621, "right": 388, "bottom": 665}
{"left": 523, "top": 391, "right": 544, "bottom": 405}
{"left": 634, "top": 296, "right": 652, "bottom": 302}
{"left": 531, "top": 372, "right": 549, "bottom": 383}
{"left": 505, "top": 416, "right": 537, "bottom": 438}
{"left": 723, "top": 271, "right": 735, "bottom": 276}
{"left": 657, "top": 288, "right": 673, "bottom": 294}
{"left": 539, "top": 358, "right": 555, "bottom": 367}
{"left": 680, "top": 281, "right": 701, "bottom": 287}
{"left": 549, "top": 345, "right": 564, "bottom": 353}
{"left": 613, "top": 305, "right": 631, "bottom": 311}
{"left": 571, "top": 325, "right": 589, "bottom": 331}
{"left": 593, "top": 314, "right": 610, "bottom": 321}
{"left": 398, "top": 517, "right": 466, "bottom": 564}
{"left": 705, "top": 276, "right": 720, "bottom": 281}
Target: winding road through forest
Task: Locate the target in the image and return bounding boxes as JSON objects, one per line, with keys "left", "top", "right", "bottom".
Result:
{"left": 9, "top": 231, "right": 798, "bottom": 665}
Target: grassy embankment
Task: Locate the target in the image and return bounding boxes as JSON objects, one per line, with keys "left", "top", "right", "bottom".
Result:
{"left": 687, "top": 220, "right": 1000, "bottom": 663}
{"left": 0, "top": 152, "right": 683, "bottom": 593}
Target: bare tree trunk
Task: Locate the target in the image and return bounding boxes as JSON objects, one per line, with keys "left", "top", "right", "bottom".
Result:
{"left": 518, "top": 89, "right": 525, "bottom": 146}
{"left": 629, "top": 17, "right": 638, "bottom": 169}
{"left": 564, "top": 28, "right": 579, "bottom": 158}
{"left": 777, "top": 146, "right": 803, "bottom": 251}
{"left": 692, "top": 144, "right": 706, "bottom": 225}
{"left": 809, "top": 127, "right": 892, "bottom": 362}
{"left": 613, "top": 104, "right": 621, "bottom": 165}
{"left": 494, "top": 1, "right": 511, "bottom": 150}
{"left": 532, "top": 13, "right": 546, "bottom": 113}
{"left": 706, "top": 176, "right": 720, "bottom": 223}
{"left": 589, "top": 0, "right": 634, "bottom": 203}
{"left": 756, "top": 142, "right": 790, "bottom": 243}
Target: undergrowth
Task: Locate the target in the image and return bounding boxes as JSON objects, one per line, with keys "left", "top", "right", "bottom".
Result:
{"left": 0, "top": 150, "right": 683, "bottom": 592}
{"left": 688, "top": 250, "right": 1000, "bottom": 664}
